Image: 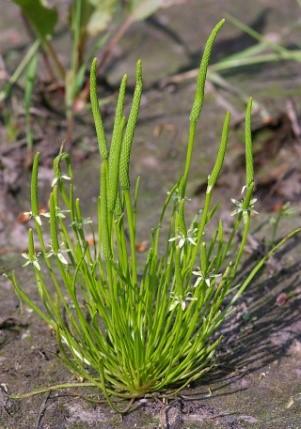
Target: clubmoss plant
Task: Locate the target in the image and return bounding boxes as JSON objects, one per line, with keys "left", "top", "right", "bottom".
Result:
{"left": 9, "top": 19, "right": 301, "bottom": 408}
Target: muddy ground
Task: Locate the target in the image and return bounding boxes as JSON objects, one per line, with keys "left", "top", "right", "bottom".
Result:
{"left": 1, "top": 0, "right": 301, "bottom": 428}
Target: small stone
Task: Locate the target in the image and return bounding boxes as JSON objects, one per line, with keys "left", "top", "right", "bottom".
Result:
{"left": 276, "top": 292, "right": 288, "bottom": 306}
{"left": 288, "top": 340, "right": 301, "bottom": 356}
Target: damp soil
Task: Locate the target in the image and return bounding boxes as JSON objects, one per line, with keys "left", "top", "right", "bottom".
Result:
{"left": 1, "top": 0, "right": 301, "bottom": 428}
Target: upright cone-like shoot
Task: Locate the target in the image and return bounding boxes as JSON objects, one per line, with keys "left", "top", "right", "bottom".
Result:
{"left": 119, "top": 60, "right": 143, "bottom": 190}
{"left": 181, "top": 19, "right": 225, "bottom": 196}
{"left": 243, "top": 97, "right": 254, "bottom": 208}
{"left": 108, "top": 75, "right": 127, "bottom": 213}
{"left": 90, "top": 58, "right": 108, "bottom": 160}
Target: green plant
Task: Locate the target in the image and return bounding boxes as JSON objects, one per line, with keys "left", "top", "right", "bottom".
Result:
{"left": 3, "top": 1, "right": 176, "bottom": 124}
{"left": 8, "top": 20, "right": 300, "bottom": 409}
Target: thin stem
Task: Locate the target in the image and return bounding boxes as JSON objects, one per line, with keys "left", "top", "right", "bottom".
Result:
{"left": 124, "top": 190, "right": 137, "bottom": 285}
{"left": 10, "top": 382, "right": 96, "bottom": 399}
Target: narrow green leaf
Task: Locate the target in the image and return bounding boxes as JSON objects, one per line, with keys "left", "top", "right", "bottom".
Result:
{"left": 50, "top": 190, "right": 59, "bottom": 253}
{"left": 28, "top": 228, "right": 35, "bottom": 260}
{"left": 90, "top": 58, "right": 108, "bottom": 160}
{"left": 245, "top": 98, "right": 254, "bottom": 186}
{"left": 208, "top": 111, "right": 231, "bottom": 188}
{"left": 200, "top": 242, "right": 207, "bottom": 273}
{"left": 108, "top": 74, "right": 128, "bottom": 213}
{"left": 100, "top": 161, "right": 111, "bottom": 259}
{"left": 31, "top": 152, "right": 40, "bottom": 217}
{"left": 119, "top": 60, "right": 143, "bottom": 190}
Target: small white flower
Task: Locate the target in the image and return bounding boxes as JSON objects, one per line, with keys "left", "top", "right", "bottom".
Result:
{"left": 168, "top": 191, "right": 191, "bottom": 203}
{"left": 71, "top": 217, "right": 93, "bottom": 229}
{"left": 169, "top": 234, "right": 196, "bottom": 249}
{"left": 41, "top": 207, "right": 70, "bottom": 220}
{"left": 169, "top": 292, "right": 197, "bottom": 311}
{"left": 51, "top": 174, "right": 71, "bottom": 188}
{"left": 56, "top": 209, "right": 69, "bottom": 219}
{"left": 169, "top": 227, "right": 197, "bottom": 249}
{"left": 57, "top": 252, "right": 68, "bottom": 265}
{"left": 230, "top": 197, "right": 258, "bottom": 218}
{"left": 46, "top": 246, "right": 69, "bottom": 265}
{"left": 192, "top": 269, "right": 221, "bottom": 288}
{"left": 22, "top": 253, "right": 41, "bottom": 271}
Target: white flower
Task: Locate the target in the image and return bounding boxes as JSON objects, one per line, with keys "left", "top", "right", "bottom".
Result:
{"left": 46, "top": 245, "right": 69, "bottom": 265}
{"left": 51, "top": 174, "right": 71, "bottom": 188}
{"left": 169, "top": 292, "right": 197, "bottom": 311}
{"left": 167, "top": 190, "right": 191, "bottom": 203}
{"left": 230, "top": 197, "right": 258, "bottom": 217}
{"left": 169, "top": 227, "right": 197, "bottom": 249}
{"left": 71, "top": 217, "right": 93, "bottom": 229}
{"left": 22, "top": 252, "right": 41, "bottom": 271}
{"left": 192, "top": 269, "right": 221, "bottom": 288}
{"left": 39, "top": 207, "right": 71, "bottom": 222}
